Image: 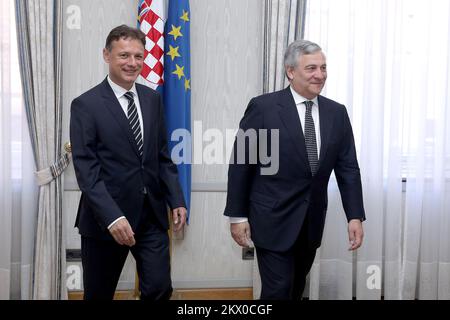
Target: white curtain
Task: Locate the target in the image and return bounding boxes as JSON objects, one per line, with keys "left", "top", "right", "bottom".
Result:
{"left": 15, "top": 0, "right": 67, "bottom": 299}
{"left": 0, "top": 0, "right": 38, "bottom": 300}
{"left": 262, "top": 0, "right": 307, "bottom": 93}
{"left": 304, "top": 0, "right": 450, "bottom": 299}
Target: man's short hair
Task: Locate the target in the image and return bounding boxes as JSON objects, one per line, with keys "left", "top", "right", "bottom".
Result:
{"left": 105, "top": 24, "right": 146, "bottom": 51}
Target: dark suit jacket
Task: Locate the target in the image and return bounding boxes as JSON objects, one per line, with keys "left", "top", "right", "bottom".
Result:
{"left": 70, "top": 78, "right": 185, "bottom": 240}
{"left": 224, "top": 87, "right": 365, "bottom": 252}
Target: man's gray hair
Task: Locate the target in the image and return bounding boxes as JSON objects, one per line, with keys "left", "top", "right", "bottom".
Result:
{"left": 284, "top": 40, "right": 322, "bottom": 70}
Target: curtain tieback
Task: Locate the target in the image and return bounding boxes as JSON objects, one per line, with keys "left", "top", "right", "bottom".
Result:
{"left": 35, "top": 142, "right": 72, "bottom": 186}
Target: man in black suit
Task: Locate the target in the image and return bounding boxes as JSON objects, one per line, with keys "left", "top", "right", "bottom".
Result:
{"left": 224, "top": 40, "right": 365, "bottom": 300}
{"left": 70, "top": 25, "right": 186, "bottom": 300}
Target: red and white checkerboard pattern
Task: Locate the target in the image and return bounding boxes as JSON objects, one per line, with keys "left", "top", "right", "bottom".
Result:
{"left": 138, "top": 0, "right": 165, "bottom": 89}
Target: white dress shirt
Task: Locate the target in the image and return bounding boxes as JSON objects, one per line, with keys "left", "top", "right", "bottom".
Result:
{"left": 229, "top": 85, "right": 321, "bottom": 224}
{"left": 106, "top": 76, "right": 144, "bottom": 229}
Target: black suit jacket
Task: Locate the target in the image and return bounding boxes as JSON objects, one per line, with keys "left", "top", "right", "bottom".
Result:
{"left": 224, "top": 87, "right": 365, "bottom": 251}
{"left": 70, "top": 78, "right": 185, "bottom": 240}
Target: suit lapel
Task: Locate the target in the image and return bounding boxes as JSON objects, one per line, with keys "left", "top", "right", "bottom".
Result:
{"left": 136, "top": 84, "right": 152, "bottom": 161}
{"left": 277, "top": 87, "right": 310, "bottom": 170}
{"left": 100, "top": 78, "right": 141, "bottom": 158}
{"left": 317, "top": 95, "right": 334, "bottom": 167}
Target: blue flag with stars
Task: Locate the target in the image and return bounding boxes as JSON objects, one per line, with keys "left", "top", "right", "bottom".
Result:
{"left": 163, "top": 0, "right": 191, "bottom": 223}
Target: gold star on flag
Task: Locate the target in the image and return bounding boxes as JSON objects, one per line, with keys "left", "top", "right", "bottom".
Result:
{"left": 180, "top": 10, "right": 190, "bottom": 22}
{"left": 167, "top": 45, "right": 181, "bottom": 61}
{"left": 172, "top": 64, "right": 185, "bottom": 80}
{"left": 168, "top": 25, "right": 183, "bottom": 41}
{"left": 184, "top": 78, "right": 191, "bottom": 91}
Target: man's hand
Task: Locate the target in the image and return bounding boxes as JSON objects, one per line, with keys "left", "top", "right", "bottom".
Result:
{"left": 109, "top": 218, "right": 136, "bottom": 247}
{"left": 172, "top": 207, "right": 187, "bottom": 232}
{"left": 230, "top": 221, "right": 253, "bottom": 248}
{"left": 348, "top": 219, "right": 364, "bottom": 251}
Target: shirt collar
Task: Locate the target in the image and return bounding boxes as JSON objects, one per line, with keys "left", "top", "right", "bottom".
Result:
{"left": 107, "top": 75, "right": 138, "bottom": 100}
{"left": 289, "top": 85, "right": 319, "bottom": 107}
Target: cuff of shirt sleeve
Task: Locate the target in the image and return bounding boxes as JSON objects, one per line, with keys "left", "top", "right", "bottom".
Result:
{"left": 107, "top": 216, "right": 126, "bottom": 229}
{"left": 229, "top": 217, "right": 248, "bottom": 224}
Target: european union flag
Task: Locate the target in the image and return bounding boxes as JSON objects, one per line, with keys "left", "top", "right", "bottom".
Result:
{"left": 163, "top": 0, "right": 191, "bottom": 223}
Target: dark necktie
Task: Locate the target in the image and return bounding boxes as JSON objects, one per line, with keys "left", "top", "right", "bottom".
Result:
{"left": 304, "top": 100, "right": 318, "bottom": 175}
{"left": 124, "top": 91, "right": 143, "bottom": 157}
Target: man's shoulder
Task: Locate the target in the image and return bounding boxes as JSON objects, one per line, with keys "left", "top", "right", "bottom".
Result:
{"left": 318, "top": 95, "right": 345, "bottom": 110}
{"left": 72, "top": 80, "right": 106, "bottom": 103}
{"left": 248, "top": 88, "right": 289, "bottom": 110}
{"left": 252, "top": 88, "right": 286, "bottom": 102}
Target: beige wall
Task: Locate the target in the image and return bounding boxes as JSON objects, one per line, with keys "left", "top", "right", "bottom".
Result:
{"left": 62, "top": 0, "right": 263, "bottom": 289}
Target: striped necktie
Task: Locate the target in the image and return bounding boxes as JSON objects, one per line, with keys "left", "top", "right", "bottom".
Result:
{"left": 304, "top": 100, "right": 318, "bottom": 175}
{"left": 124, "top": 91, "right": 143, "bottom": 157}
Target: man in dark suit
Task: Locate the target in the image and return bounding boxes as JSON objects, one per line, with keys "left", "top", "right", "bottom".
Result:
{"left": 70, "top": 25, "right": 186, "bottom": 300}
{"left": 224, "top": 40, "right": 365, "bottom": 300}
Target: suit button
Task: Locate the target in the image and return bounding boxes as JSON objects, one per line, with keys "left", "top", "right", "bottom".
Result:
{"left": 141, "top": 165, "right": 144, "bottom": 170}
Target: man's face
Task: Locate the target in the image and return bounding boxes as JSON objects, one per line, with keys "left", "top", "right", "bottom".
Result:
{"left": 286, "top": 51, "right": 327, "bottom": 99}
{"left": 103, "top": 37, "right": 144, "bottom": 90}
